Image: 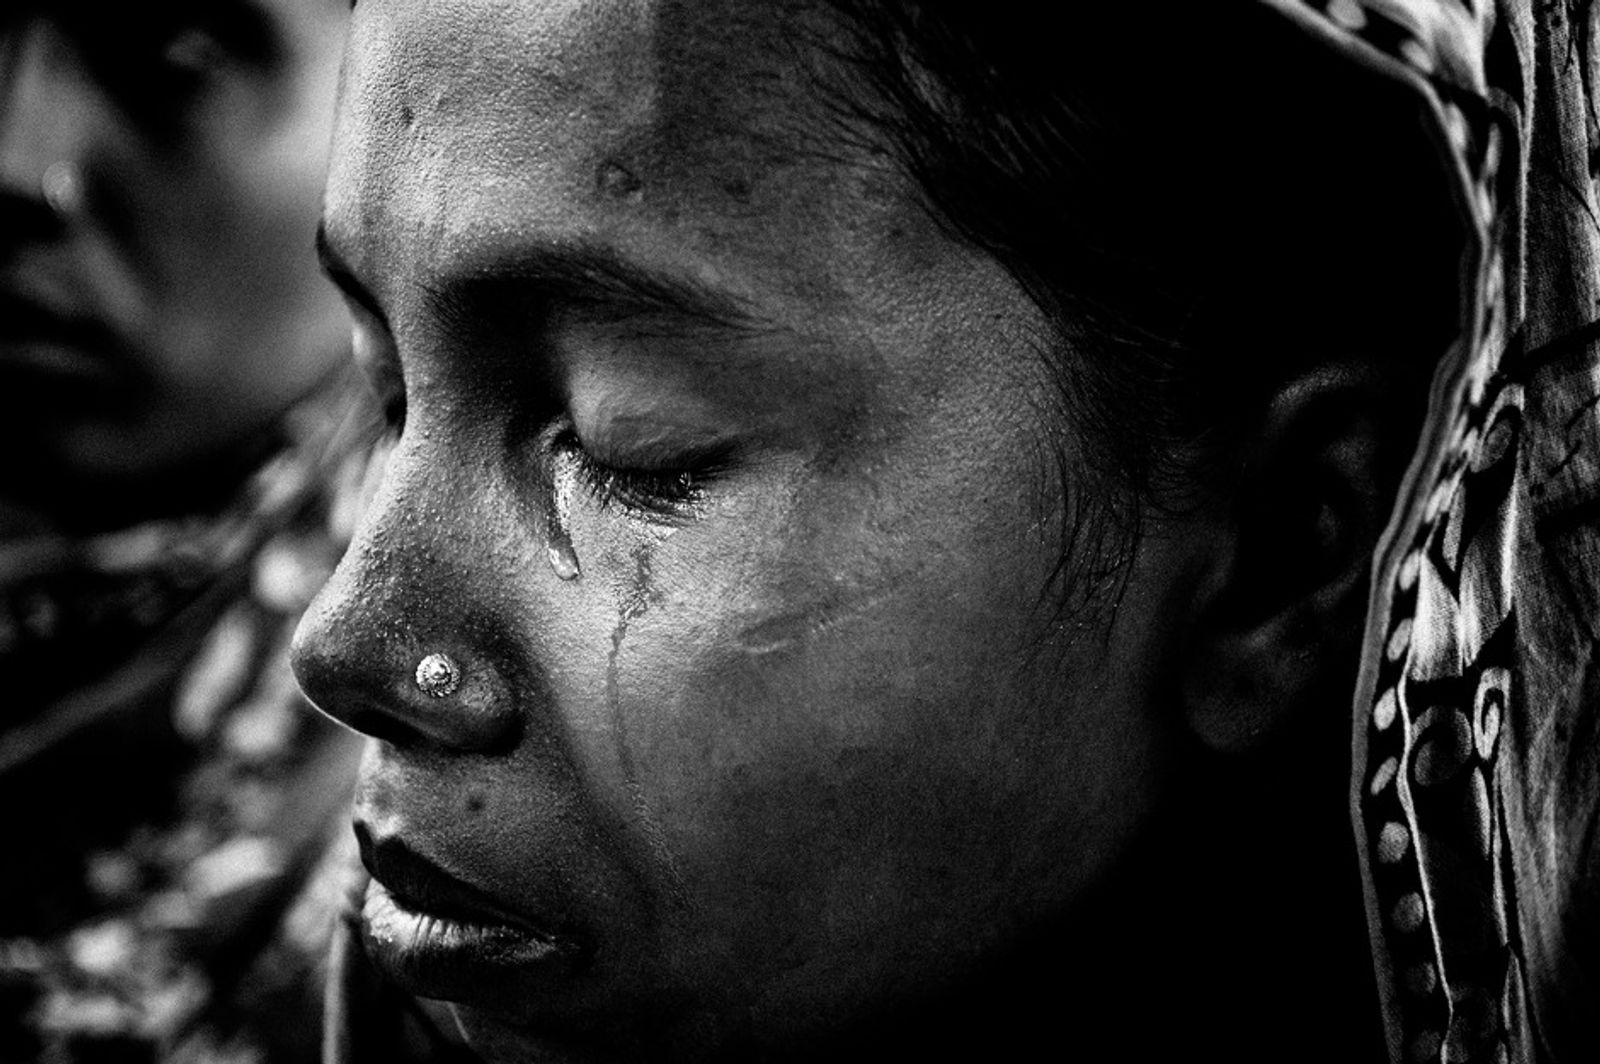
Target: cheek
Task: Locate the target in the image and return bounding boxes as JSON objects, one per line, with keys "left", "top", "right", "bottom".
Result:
{"left": 563, "top": 426, "right": 1158, "bottom": 1000}
{"left": 130, "top": 61, "right": 347, "bottom": 399}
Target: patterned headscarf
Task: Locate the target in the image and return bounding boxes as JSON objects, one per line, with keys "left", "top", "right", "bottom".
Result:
{"left": 1263, "top": 2, "right": 1600, "bottom": 1062}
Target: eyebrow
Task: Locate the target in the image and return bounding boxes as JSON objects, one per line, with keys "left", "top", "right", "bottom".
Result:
{"left": 315, "top": 221, "right": 771, "bottom": 340}
{"left": 431, "top": 247, "right": 770, "bottom": 342}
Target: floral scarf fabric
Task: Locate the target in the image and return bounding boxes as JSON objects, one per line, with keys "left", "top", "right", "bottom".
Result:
{"left": 0, "top": 374, "right": 383, "bottom": 1064}
{"left": 1258, "top": 1, "right": 1600, "bottom": 1061}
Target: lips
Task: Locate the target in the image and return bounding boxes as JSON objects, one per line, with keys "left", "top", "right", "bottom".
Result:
{"left": 356, "top": 827, "right": 590, "bottom": 1001}
{"left": 0, "top": 288, "right": 124, "bottom": 389}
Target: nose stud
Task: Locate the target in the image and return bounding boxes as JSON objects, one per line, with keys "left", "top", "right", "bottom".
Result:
{"left": 41, "top": 161, "right": 83, "bottom": 218}
{"left": 414, "top": 653, "right": 462, "bottom": 698}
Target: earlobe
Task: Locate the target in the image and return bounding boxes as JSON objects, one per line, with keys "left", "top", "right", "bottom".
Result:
{"left": 1178, "top": 361, "right": 1409, "bottom": 754}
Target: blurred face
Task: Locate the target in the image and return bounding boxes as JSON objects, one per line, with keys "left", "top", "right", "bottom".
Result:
{"left": 294, "top": 0, "right": 1191, "bottom": 1059}
{"left": 0, "top": 0, "right": 349, "bottom": 517}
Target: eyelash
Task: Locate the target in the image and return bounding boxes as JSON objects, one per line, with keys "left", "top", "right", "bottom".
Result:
{"left": 549, "top": 424, "right": 707, "bottom": 522}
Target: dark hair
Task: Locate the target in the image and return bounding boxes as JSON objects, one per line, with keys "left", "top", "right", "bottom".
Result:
{"left": 821, "top": 2, "right": 1462, "bottom": 598}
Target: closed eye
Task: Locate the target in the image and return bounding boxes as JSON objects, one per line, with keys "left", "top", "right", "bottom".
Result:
{"left": 544, "top": 419, "right": 723, "bottom": 524}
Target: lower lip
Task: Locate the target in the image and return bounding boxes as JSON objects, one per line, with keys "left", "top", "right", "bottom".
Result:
{"left": 361, "top": 879, "right": 583, "bottom": 1002}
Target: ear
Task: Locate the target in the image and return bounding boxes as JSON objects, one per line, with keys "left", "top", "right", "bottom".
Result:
{"left": 1179, "top": 359, "right": 1413, "bottom": 754}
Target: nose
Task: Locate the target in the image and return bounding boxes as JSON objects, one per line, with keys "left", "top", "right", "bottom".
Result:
{"left": 0, "top": 21, "right": 103, "bottom": 232}
{"left": 291, "top": 438, "right": 527, "bottom": 754}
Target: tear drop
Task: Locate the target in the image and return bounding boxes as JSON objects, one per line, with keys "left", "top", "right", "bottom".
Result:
{"left": 547, "top": 537, "right": 581, "bottom": 581}
{"left": 545, "top": 448, "right": 582, "bottom": 581}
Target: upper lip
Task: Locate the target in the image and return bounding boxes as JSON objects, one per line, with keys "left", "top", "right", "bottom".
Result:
{"left": 357, "top": 823, "right": 573, "bottom": 943}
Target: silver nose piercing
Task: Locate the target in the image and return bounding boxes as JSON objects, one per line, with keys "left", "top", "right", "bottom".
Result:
{"left": 414, "top": 652, "right": 462, "bottom": 698}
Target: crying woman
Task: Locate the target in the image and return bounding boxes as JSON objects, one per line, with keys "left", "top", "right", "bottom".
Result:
{"left": 294, "top": 2, "right": 1600, "bottom": 1062}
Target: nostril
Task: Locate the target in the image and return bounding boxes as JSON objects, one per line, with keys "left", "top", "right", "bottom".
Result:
{"left": 345, "top": 705, "right": 429, "bottom": 750}
{"left": 296, "top": 682, "right": 429, "bottom": 749}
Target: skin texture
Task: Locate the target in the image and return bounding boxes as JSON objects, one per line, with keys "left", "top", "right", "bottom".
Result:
{"left": 293, "top": 1, "right": 1425, "bottom": 1060}
{"left": 0, "top": 0, "right": 350, "bottom": 527}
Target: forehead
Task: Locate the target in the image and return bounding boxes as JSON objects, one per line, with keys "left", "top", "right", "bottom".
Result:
{"left": 327, "top": 0, "right": 883, "bottom": 297}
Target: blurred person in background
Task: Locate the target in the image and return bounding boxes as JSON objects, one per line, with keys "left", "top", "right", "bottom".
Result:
{"left": 0, "top": 2, "right": 380, "bottom": 1061}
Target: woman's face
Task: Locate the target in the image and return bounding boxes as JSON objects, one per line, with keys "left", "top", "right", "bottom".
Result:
{"left": 295, "top": 0, "right": 1191, "bottom": 1056}
{"left": 0, "top": 0, "right": 349, "bottom": 513}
